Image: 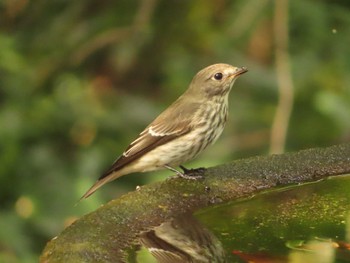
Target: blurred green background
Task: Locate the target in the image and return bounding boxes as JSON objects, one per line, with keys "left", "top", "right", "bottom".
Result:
{"left": 0, "top": 0, "right": 349, "bottom": 262}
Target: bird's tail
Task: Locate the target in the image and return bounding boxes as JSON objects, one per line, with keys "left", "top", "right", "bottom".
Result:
{"left": 79, "top": 170, "right": 123, "bottom": 200}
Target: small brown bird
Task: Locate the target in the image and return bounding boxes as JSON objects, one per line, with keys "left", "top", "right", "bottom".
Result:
{"left": 82, "top": 63, "right": 247, "bottom": 198}
{"left": 140, "top": 214, "right": 227, "bottom": 262}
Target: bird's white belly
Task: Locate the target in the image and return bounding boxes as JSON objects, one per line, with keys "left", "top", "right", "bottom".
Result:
{"left": 132, "top": 124, "right": 225, "bottom": 172}
{"left": 128, "top": 102, "right": 228, "bottom": 173}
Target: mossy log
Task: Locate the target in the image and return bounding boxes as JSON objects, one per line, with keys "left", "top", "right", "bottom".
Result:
{"left": 40, "top": 143, "right": 350, "bottom": 262}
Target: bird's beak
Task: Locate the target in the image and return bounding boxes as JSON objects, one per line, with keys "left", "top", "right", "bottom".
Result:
{"left": 230, "top": 67, "right": 248, "bottom": 78}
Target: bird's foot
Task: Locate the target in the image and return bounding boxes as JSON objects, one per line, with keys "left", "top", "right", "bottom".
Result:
{"left": 180, "top": 165, "right": 206, "bottom": 176}
{"left": 164, "top": 165, "right": 205, "bottom": 179}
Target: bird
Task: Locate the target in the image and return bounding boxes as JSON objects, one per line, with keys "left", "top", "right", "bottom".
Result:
{"left": 140, "top": 214, "right": 227, "bottom": 262}
{"left": 82, "top": 63, "right": 247, "bottom": 199}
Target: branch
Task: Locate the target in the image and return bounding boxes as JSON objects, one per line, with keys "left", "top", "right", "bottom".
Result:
{"left": 270, "top": 0, "right": 294, "bottom": 153}
{"left": 71, "top": 0, "right": 157, "bottom": 65}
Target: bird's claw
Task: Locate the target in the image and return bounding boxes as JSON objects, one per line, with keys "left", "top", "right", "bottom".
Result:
{"left": 179, "top": 165, "right": 205, "bottom": 179}
{"left": 164, "top": 164, "right": 205, "bottom": 180}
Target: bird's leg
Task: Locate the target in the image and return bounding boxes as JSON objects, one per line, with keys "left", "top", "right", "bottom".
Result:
{"left": 164, "top": 165, "right": 204, "bottom": 179}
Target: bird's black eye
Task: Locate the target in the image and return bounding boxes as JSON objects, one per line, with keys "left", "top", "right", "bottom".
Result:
{"left": 213, "top": 72, "right": 223, "bottom": 80}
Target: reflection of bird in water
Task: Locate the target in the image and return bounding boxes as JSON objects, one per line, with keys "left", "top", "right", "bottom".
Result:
{"left": 139, "top": 214, "right": 227, "bottom": 263}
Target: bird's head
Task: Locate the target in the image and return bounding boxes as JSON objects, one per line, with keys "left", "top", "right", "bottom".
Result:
{"left": 188, "top": 63, "right": 248, "bottom": 98}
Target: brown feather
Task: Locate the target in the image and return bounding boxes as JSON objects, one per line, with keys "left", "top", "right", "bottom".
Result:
{"left": 98, "top": 131, "right": 186, "bottom": 180}
{"left": 98, "top": 99, "right": 201, "bottom": 180}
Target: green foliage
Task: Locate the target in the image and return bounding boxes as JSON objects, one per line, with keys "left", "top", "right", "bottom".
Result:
{"left": 0, "top": 0, "right": 349, "bottom": 262}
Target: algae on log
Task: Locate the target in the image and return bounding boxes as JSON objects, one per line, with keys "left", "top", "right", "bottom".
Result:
{"left": 40, "top": 143, "right": 350, "bottom": 262}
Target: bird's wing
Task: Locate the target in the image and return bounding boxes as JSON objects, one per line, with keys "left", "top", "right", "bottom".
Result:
{"left": 98, "top": 119, "right": 192, "bottom": 180}
{"left": 140, "top": 230, "right": 189, "bottom": 263}
{"left": 98, "top": 98, "right": 201, "bottom": 180}
{"left": 79, "top": 119, "right": 193, "bottom": 200}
